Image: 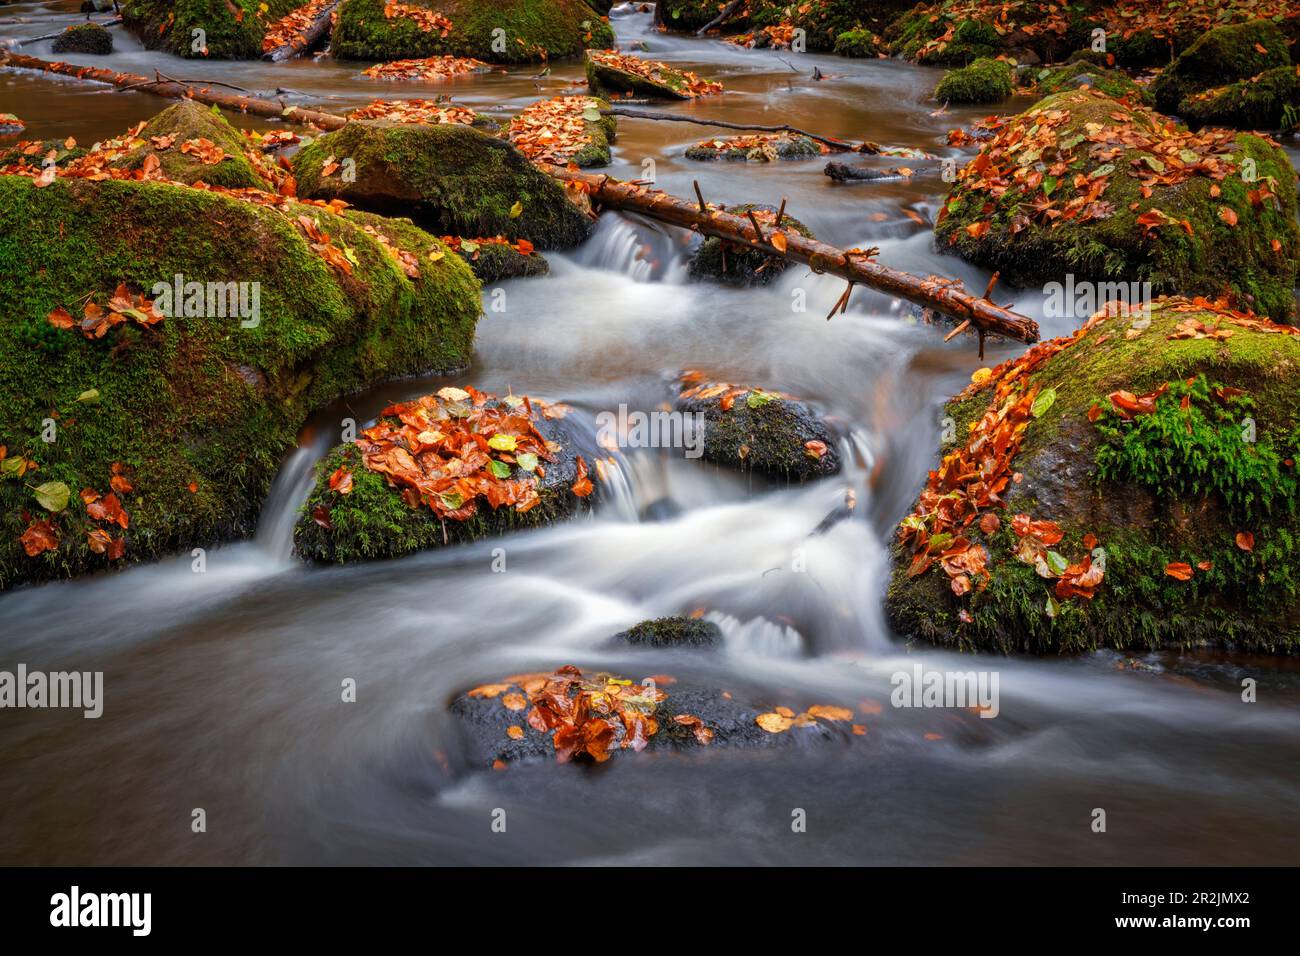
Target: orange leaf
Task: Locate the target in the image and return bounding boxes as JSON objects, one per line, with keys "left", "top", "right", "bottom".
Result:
{"left": 1235, "top": 531, "right": 1254, "bottom": 552}
{"left": 1164, "top": 562, "right": 1193, "bottom": 581}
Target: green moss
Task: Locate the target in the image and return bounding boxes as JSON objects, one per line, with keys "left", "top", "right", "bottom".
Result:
{"left": 51, "top": 22, "right": 114, "bottom": 55}
{"left": 117, "top": 101, "right": 272, "bottom": 189}
{"left": 1034, "top": 60, "right": 1152, "bottom": 104}
{"left": 0, "top": 174, "right": 480, "bottom": 589}
{"left": 332, "top": 0, "right": 614, "bottom": 63}
{"left": 122, "top": 0, "right": 300, "bottom": 59}
{"left": 887, "top": 300, "right": 1300, "bottom": 653}
{"left": 886, "top": 8, "right": 1002, "bottom": 64}
{"left": 936, "top": 90, "right": 1300, "bottom": 321}
{"left": 934, "top": 57, "right": 1014, "bottom": 103}
{"left": 833, "top": 27, "right": 883, "bottom": 58}
{"left": 450, "top": 241, "right": 550, "bottom": 281}
{"left": 1152, "top": 19, "right": 1292, "bottom": 114}
{"left": 656, "top": 0, "right": 719, "bottom": 33}
{"left": 1180, "top": 65, "right": 1300, "bottom": 131}
{"left": 688, "top": 204, "right": 814, "bottom": 284}
{"left": 292, "top": 121, "right": 593, "bottom": 249}
{"left": 585, "top": 51, "right": 697, "bottom": 99}
{"left": 613, "top": 616, "right": 722, "bottom": 647}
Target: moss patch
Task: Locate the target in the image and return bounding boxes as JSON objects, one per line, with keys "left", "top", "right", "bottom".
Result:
{"left": 934, "top": 57, "right": 1014, "bottom": 103}
{"left": 1032, "top": 60, "right": 1152, "bottom": 104}
{"left": 1181, "top": 65, "right": 1300, "bottom": 131}
{"left": 115, "top": 101, "right": 272, "bottom": 190}
{"left": 51, "top": 22, "right": 114, "bottom": 55}
{"left": 121, "top": 0, "right": 300, "bottom": 59}
{"left": 292, "top": 121, "right": 594, "bottom": 250}
{"left": 887, "top": 300, "right": 1300, "bottom": 653}
{"left": 689, "top": 204, "right": 814, "bottom": 286}
{"left": 1151, "top": 19, "right": 1292, "bottom": 115}
{"left": 0, "top": 174, "right": 480, "bottom": 589}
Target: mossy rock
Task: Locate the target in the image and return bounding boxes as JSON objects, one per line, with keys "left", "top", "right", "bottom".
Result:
{"left": 886, "top": 7, "right": 1003, "bottom": 65}
{"left": 886, "top": 299, "right": 1300, "bottom": 654}
{"left": 1152, "top": 19, "right": 1292, "bottom": 115}
{"left": 292, "top": 395, "right": 593, "bottom": 563}
{"left": 0, "top": 175, "right": 480, "bottom": 590}
{"left": 886, "top": 0, "right": 1093, "bottom": 65}
{"left": 51, "top": 22, "right": 114, "bottom": 55}
{"left": 452, "top": 241, "right": 550, "bottom": 282}
{"left": 611, "top": 616, "right": 723, "bottom": 648}
{"left": 934, "top": 57, "right": 1013, "bottom": 104}
{"left": 1032, "top": 60, "right": 1152, "bottom": 105}
{"left": 585, "top": 51, "right": 713, "bottom": 100}
{"left": 508, "top": 95, "right": 615, "bottom": 169}
{"left": 750, "top": 0, "right": 911, "bottom": 53}
{"left": 655, "top": 0, "right": 721, "bottom": 33}
{"left": 121, "top": 0, "right": 300, "bottom": 59}
{"left": 332, "top": 0, "right": 615, "bottom": 64}
{"left": 683, "top": 133, "right": 820, "bottom": 162}
{"left": 0, "top": 139, "right": 87, "bottom": 168}
{"left": 114, "top": 101, "right": 272, "bottom": 190}
{"left": 833, "top": 27, "right": 884, "bottom": 58}
{"left": 688, "top": 204, "right": 813, "bottom": 286}
{"left": 935, "top": 90, "right": 1300, "bottom": 322}
{"left": 1180, "top": 65, "right": 1300, "bottom": 131}
{"left": 675, "top": 383, "right": 841, "bottom": 481}
{"left": 292, "top": 121, "right": 593, "bottom": 250}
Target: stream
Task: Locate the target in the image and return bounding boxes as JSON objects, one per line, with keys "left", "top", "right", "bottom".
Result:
{"left": 2, "top": 2, "right": 1299, "bottom": 866}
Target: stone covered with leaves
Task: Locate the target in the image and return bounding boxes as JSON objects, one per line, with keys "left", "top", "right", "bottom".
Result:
{"left": 688, "top": 203, "right": 814, "bottom": 285}
{"left": 585, "top": 50, "right": 722, "bottom": 100}
{"left": 292, "top": 121, "right": 594, "bottom": 249}
{"left": 1151, "top": 19, "right": 1292, "bottom": 119}
{"left": 936, "top": 89, "right": 1300, "bottom": 322}
{"left": 887, "top": 299, "right": 1300, "bottom": 653}
{"left": 113, "top": 101, "right": 275, "bottom": 190}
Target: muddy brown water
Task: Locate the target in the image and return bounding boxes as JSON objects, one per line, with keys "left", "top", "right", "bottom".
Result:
{"left": 2, "top": 2, "right": 1299, "bottom": 865}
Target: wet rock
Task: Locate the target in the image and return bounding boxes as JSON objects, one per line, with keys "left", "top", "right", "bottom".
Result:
{"left": 935, "top": 89, "right": 1300, "bottom": 321}
{"left": 332, "top": 0, "right": 615, "bottom": 64}
{"left": 507, "top": 95, "right": 616, "bottom": 169}
{"left": 113, "top": 101, "right": 274, "bottom": 189}
{"left": 611, "top": 616, "right": 723, "bottom": 648}
{"left": 1152, "top": 19, "right": 1292, "bottom": 118}
{"left": 684, "top": 133, "right": 820, "bottom": 162}
{"left": 292, "top": 121, "right": 594, "bottom": 250}
{"left": 293, "top": 388, "right": 597, "bottom": 563}
{"left": 0, "top": 171, "right": 480, "bottom": 590}
{"left": 449, "top": 240, "right": 550, "bottom": 282}
{"left": 1030, "top": 59, "right": 1151, "bottom": 104}
{"left": 675, "top": 376, "right": 841, "bottom": 481}
{"left": 1180, "top": 66, "right": 1300, "bottom": 132}
{"left": 934, "top": 57, "right": 1013, "bottom": 104}
{"left": 585, "top": 50, "right": 720, "bottom": 100}
{"left": 688, "top": 203, "right": 813, "bottom": 287}
{"left": 51, "top": 22, "right": 114, "bottom": 55}
{"left": 886, "top": 298, "right": 1300, "bottom": 654}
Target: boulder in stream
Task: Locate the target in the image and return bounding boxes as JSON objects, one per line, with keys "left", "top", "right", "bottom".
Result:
{"left": 122, "top": 0, "right": 302, "bottom": 59}
{"left": 292, "top": 121, "right": 594, "bottom": 250}
{"left": 1151, "top": 19, "right": 1292, "bottom": 119}
{"left": 332, "top": 0, "right": 615, "bottom": 63}
{"left": 112, "top": 101, "right": 275, "bottom": 190}
{"left": 1029, "top": 59, "right": 1151, "bottom": 105}
{"left": 292, "top": 387, "right": 597, "bottom": 563}
{"left": 935, "top": 89, "right": 1300, "bottom": 322}
{"left": 933, "top": 56, "right": 1013, "bottom": 104}
{"left": 0, "top": 162, "right": 480, "bottom": 589}
{"left": 675, "top": 374, "right": 841, "bottom": 481}
{"left": 611, "top": 616, "right": 723, "bottom": 648}
{"left": 507, "top": 95, "right": 617, "bottom": 169}
{"left": 688, "top": 203, "right": 814, "bottom": 286}
{"left": 1179, "top": 66, "right": 1300, "bottom": 132}
{"left": 51, "top": 22, "right": 114, "bottom": 55}
{"left": 585, "top": 50, "right": 722, "bottom": 100}
{"left": 684, "top": 133, "right": 821, "bottom": 162}
{"left": 886, "top": 297, "right": 1300, "bottom": 653}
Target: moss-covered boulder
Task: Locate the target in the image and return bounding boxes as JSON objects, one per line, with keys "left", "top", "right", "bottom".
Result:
{"left": 935, "top": 89, "right": 1300, "bottom": 321}
{"left": 1180, "top": 65, "right": 1300, "bottom": 131}
{"left": 688, "top": 204, "right": 814, "bottom": 286}
{"left": 1151, "top": 19, "right": 1292, "bottom": 116}
{"left": 506, "top": 95, "right": 616, "bottom": 169}
{"left": 51, "top": 22, "right": 114, "bottom": 55}
{"left": 611, "top": 616, "right": 723, "bottom": 648}
{"left": 111, "top": 101, "right": 273, "bottom": 190}
{"left": 292, "top": 387, "right": 596, "bottom": 563}
{"left": 749, "top": 0, "right": 911, "bottom": 53}
{"left": 934, "top": 57, "right": 1014, "bottom": 103}
{"left": 684, "top": 133, "right": 820, "bottom": 162}
{"left": 675, "top": 376, "right": 841, "bottom": 481}
{"left": 122, "top": 0, "right": 300, "bottom": 59}
{"left": 1031, "top": 59, "right": 1152, "bottom": 104}
{"left": 0, "top": 174, "right": 480, "bottom": 589}
{"left": 332, "top": 0, "right": 615, "bottom": 63}
{"left": 833, "top": 27, "right": 885, "bottom": 58}
{"left": 443, "top": 238, "right": 549, "bottom": 281}
{"left": 292, "top": 121, "right": 593, "bottom": 250}
{"left": 585, "top": 50, "right": 722, "bottom": 100}
{"left": 886, "top": 298, "right": 1300, "bottom": 653}
{"left": 655, "top": 0, "right": 722, "bottom": 33}
{"left": 449, "top": 662, "right": 865, "bottom": 770}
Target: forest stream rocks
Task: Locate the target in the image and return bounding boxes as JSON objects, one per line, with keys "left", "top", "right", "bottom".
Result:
{"left": 51, "top": 22, "right": 114, "bottom": 55}
{"left": 886, "top": 298, "right": 1300, "bottom": 654}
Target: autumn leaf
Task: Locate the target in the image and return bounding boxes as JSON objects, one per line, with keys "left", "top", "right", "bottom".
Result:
{"left": 20, "top": 519, "right": 59, "bottom": 557}
{"left": 328, "top": 466, "right": 353, "bottom": 495}
{"left": 33, "top": 481, "right": 71, "bottom": 513}
{"left": 770, "top": 230, "right": 788, "bottom": 252}
{"left": 756, "top": 712, "right": 793, "bottom": 733}
{"left": 571, "top": 456, "right": 594, "bottom": 497}
{"left": 1164, "top": 562, "right": 1194, "bottom": 581}
{"left": 1218, "top": 206, "right": 1238, "bottom": 228}
{"left": 1235, "top": 531, "right": 1254, "bottom": 552}
{"left": 47, "top": 306, "right": 74, "bottom": 330}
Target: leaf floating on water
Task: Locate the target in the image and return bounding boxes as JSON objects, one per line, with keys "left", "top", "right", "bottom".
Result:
{"left": 756, "top": 712, "right": 793, "bottom": 733}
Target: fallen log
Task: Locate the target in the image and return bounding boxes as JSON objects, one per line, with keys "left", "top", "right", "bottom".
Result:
{"left": 599, "top": 107, "right": 931, "bottom": 157}
{"left": 546, "top": 167, "right": 1039, "bottom": 344}
{"left": 262, "top": 1, "right": 339, "bottom": 63}
{"left": 0, "top": 51, "right": 349, "bottom": 129}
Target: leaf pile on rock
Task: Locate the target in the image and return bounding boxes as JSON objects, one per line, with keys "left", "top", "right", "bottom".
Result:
{"left": 382, "top": 0, "right": 452, "bottom": 35}
{"left": 684, "top": 132, "right": 824, "bottom": 162}
{"left": 47, "top": 283, "right": 166, "bottom": 340}
{"left": 754, "top": 703, "right": 864, "bottom": 735}
{"left": 361, "top": 55, "right": 490, "bottom": 80}
{"left": 351, "top": 385, "right": 589, "bottom": 522}
{"left": 507, "top": 95, "right": 613, "bottom": 167}
{"left": 345, "top": 99, "right": 477, "bottom": 125}
{"left": 586, "top": 50, "right": 722, "bottom": 98}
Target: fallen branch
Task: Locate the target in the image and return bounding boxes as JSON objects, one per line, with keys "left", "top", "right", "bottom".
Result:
{"left": 262, "top": 1, "right": 339, "bottom": 63}
{"left": 17, "top": 16, "right": 122, "bottom": 46}
{"left": 0, "top": 51, "right": 349, "bottom": 129}
{"left": 546, "top": 167, "right": 1039, "bottom": 344}
{"left": 696, "top": 0, "right": 745, "bottom": 36}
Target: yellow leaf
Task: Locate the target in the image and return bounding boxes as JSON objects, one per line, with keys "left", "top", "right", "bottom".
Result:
{"left": 756, "top": 712, "right": 793, "bottom": 733}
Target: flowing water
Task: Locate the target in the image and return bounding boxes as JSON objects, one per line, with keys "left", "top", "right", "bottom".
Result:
{"left": 2, "top": 2, "right": 1300, "bottom": 866}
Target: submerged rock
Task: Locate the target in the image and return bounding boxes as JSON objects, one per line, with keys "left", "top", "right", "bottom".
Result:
{"left": 0, "top": 172, "right": 480, "bottom": 590}
{"left": 332, "top": 0, "right": 614, "bottom": 63}
{"left": 292, "top": 121, "right": 594, "bottom": 250}
{"left": 886, "top": 298, "right": 1300, "bottom": 654}
{"left": 1151, "top": 19, "right": 1292, "bottom": 118}
{"left": 934, "top": 57, "right": 1013, "bottom": 104}
{"left": 292, "top": 387, "right": 597, "bottom": 563}
{"left": 51, "top": 22, "right": 114, "bottom": 55}
{"left": 935, "top": 89, "right": 1300, "bottom": 321}
{"left": 684, "top": 133, "right": 820, "bottom": 162}
{"left": 113, "top": 101, "right": 274, "bottom": 190}
{"left": 688, "top": 203, "right": 813, "bottom": 286}
{"left": 675, "top": 375, "right": 841, "bottom": 481}
{"left": 611, "top": 616, "right": 723, "bottom": 648}
{"left": 585, "top": 50, "right": 722, "bottom": 100}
